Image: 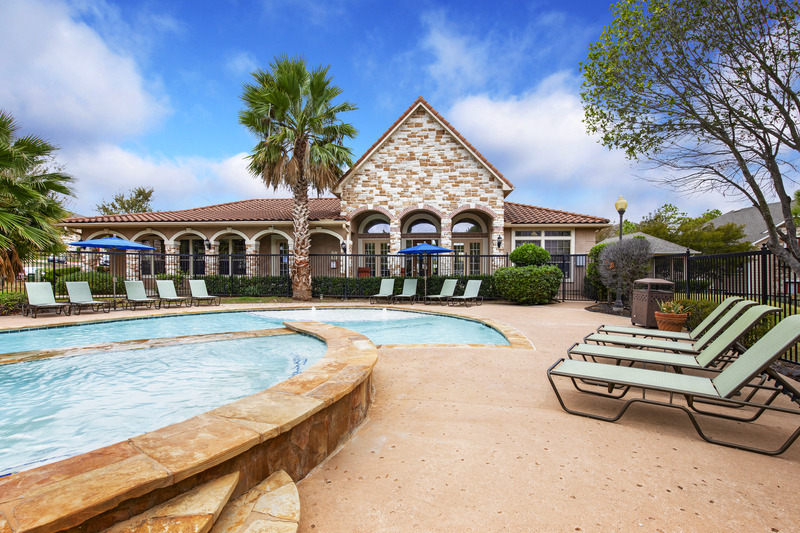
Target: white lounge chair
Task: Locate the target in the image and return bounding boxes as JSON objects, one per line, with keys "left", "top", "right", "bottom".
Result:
{"left": 66, "top": 281, "right": 111, "bottom": 314}
{"left": 188, "top": 279, "right": 220, "bottom": 306}
{"left": 22, "top": 282, "right": 71, "bottom": 318}
{"left": 155, "top": 279, "right": 188, "bottom": 308}
{"left": 123, "top": 280, "right": 161, "bottom": 310}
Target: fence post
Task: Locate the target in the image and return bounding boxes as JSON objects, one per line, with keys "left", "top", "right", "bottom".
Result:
{"left": 343, "top": 253, "right": 348, "bottom": 300}
{"left": 684, "top": 248, "right": 691, "bottom": 300}
{"left": 561, "top": 254, "right": 567, "bottom": 301}
{"left": 760, "top": 244, "right": 769, "bottom": 304}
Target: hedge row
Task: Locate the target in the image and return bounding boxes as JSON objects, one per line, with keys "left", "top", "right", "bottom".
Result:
{"left": 197, "top": 275, "right": 291, "bottom": 297}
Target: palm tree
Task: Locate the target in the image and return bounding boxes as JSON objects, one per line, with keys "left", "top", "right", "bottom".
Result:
{"left": 239, "top": 56, "right": 357, "bottom": 301}
{"left": 0, "top": 110, "right": 73, "bottom": 279}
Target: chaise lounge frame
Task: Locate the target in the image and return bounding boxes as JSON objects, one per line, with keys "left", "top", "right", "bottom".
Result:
{"left": 548, "top": 315, "right": 800, "bottom": 455}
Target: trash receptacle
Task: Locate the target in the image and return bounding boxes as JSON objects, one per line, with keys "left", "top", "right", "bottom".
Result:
{"left": 631, "top": 278, "right": 674, "bottom": 328}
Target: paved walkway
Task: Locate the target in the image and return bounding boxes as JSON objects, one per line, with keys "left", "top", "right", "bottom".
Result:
{"left": 295, "top": 301, "right": 800, "bottom": 532}
{"left": 2, "top": 301, "right": 798, "bottom": 531}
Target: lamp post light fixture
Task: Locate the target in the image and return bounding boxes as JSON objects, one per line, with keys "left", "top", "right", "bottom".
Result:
{"left": 340, "top": 241, "right": 348, "bottom": 301}
{"left": 613, "top": 195, "right": 628, "bottom": 311}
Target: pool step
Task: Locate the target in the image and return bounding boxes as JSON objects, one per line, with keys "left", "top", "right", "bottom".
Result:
{"left": 210, "top": 470, "right": 300, "bottom": 533}
{"left": 103, "top": 471, "right": 239, "bottom": 532}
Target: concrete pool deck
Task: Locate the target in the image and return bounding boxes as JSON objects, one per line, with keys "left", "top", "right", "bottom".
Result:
{"left": 1, "top": 301, "right": 799, "bottom": 531}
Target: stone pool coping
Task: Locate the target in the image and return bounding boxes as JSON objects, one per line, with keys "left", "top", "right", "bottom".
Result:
{"left": 0, "top": 320, "right": 377, "bottom": 533}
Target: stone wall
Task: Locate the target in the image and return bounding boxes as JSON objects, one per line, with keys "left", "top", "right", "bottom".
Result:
{"left": 340, "top": 107, "right": 506, "bottom": 254}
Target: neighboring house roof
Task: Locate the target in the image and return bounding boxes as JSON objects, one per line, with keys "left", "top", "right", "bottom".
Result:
{"left": 63, "top": 198, "right": 609, "bottom": 226}
{"left": 62, "top": 198, "right": 344, "bottom": 224}
{"left": 333, "top": 96, "right": 514, "bottom": 197}
{"left": 504, "top": 202, "right": 609, "bottom": 225}
{"left": 709, "top": 202, "right": 784, "bottom": 245}
{"left": 596, "top": 232, "right": 700, "bottom": 255}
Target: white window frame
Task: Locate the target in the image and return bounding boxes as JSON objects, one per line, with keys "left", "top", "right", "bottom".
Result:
{"left": 512, "top": 228, "right": 574, "bottom": 280}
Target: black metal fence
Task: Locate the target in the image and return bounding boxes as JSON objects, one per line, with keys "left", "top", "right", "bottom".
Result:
{"left": 654, "top": 247, "right": 799, "bottom": 362}
{"left": 6, "top": 251, "right": 592, "bottom": 301}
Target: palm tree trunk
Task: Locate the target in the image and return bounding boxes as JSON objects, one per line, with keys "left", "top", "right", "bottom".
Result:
{"left": 291, "top": 177, "right": 312, "bottom": 300}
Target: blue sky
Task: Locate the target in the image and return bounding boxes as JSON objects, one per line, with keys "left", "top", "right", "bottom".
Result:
{"left": 0, "top": 0, "right": 755, "bottom": 223}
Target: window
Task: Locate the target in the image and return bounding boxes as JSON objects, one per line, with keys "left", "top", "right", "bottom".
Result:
{"left": 454, "top": 243, "right": 465, "bottom": 275}
{"left": 365, "top": 242, "right": 376, "bottom": 276}
{"left": 279, "top": 242, "right": 289, "bottom": 276}
{"left": 452, "top": 218, "right": 483, "bottom": 233}
{"left": 513, "top": 229, "right": 573, "bottom": 279}
{"left": 407, "top": 219, "right": 438, "bottom": 233}
{"left": 364, "top": 220, "right": 390, "bottom": 234}
{"left": 380, "top": 243, "right": 390, "bottom": 276}
{"left": 469, "top": 242, "right": 481, "bottom": 274}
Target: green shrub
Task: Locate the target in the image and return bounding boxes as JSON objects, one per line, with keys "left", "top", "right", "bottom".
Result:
{"left": 43, "top": 266, "right": 81, "bottom": 284}
{"left": 493, "top": 265, "right": 563, "bottom": 305}
{"left": 585, "top": 243, "right": 609, "bottom": 300}
{"left": 509, "top": 244, "right": 550, "bottom": 267}
{"left": 198, "top": 275, "right": 290, "bottom": 296}
{"left": 156, "top": 271, "right": 188, "bottom": 284}
{"left": 676, "top": 298, "right": 718, "bottom": 331}
{"left": 0, "top": 291, "right": 26, "bottom": 315}
{"left": 54, "top": 272, "right": 122, "bottom": 295}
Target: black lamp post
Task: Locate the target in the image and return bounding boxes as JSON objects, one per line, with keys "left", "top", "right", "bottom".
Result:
{"left": 341, "top": 241, "right": 347, "bottom": 300}
{"left": 613, "top": 195, "right": 627, "bottom": 310}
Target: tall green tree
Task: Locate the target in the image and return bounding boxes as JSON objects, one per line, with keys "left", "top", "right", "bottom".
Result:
{"left": 581, "top": 0, "right": 800, "bottom": 276}
{"left": 638, "top": 204, "right": 752, "bottom": 254}
{"left": 0, "top": 110, "right": 73, "bottom": 278}
{"left": 96, "top": 186, "right": 155, "bottom": 215}
{"left": 239, "top": 56, "right": 357, "bottom": 301}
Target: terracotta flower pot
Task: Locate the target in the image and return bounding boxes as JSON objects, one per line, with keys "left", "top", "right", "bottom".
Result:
{"left": 654, "top": 311, "right": 688, "bottom": 332}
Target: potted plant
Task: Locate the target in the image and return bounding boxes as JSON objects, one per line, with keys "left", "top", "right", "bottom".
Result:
{"left": 654, "top": 300, "right": 689, "bottom": 332}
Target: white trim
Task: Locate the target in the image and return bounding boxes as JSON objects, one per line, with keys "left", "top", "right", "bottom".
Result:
{"left": 131, "top": 229, "right": 169, "bottom": 243}
{"left": 168, "top": 229, "right": 209, "bottom": 246}
{"left": 357, "top": 213, "right": 391, "bottom": 234}
{"left": 209, "top": 228, "right": 249, "bottom": 244}
{"left": 451, "top": 215, "right": 487, "bottom": 233}
{"left": 402, "top": 212, "right": 441, "bottom": 234}
{"left": 310, "top": 227, "right": 345, "bottom": 242}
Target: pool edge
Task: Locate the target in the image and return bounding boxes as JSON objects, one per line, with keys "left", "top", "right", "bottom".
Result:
{"left": 0, "top": 321, "right": 376, "bottom": 533}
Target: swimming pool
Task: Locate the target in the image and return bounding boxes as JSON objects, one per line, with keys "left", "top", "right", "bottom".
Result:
{"left": 0, "top": 308, "right": 509, "bottom": 354}
{"left": 0, "top": 333, "right": 326, "bottom": 476}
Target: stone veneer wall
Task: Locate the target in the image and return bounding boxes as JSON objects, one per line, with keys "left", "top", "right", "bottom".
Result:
{"left": 339, "top": 107, "right": 506, "bottom": 254}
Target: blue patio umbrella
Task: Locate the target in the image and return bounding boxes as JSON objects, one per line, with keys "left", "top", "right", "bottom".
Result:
{"left": 398, "top": 243, "right": 454, "bottom": 296}
{"left": 68, "top": 236, "right": 155, "bottom": 299}
{"left": 68, "top": 236, "right": 155, "bottom": 251}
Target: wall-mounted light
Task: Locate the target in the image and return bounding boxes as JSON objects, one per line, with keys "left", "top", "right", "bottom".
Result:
{"left": 204, "top": 239, "right": 211, "bottom": 249}
{"left": 341, "top": 241, "right": 347, "bottom": 254}
{"left": 497, "top": 235, "right": 503, "bottom": 250}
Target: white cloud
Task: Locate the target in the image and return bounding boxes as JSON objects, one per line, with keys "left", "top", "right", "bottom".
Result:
{"left": 61, "top": 146, "right": 289, "bottom": 216}
{"left": 226, "top": 51, "right": 259, "bottom": 77}
{"left": 445, "top": 74, "right": 748, "bottom": 220}
{"left": 420, "top": 11, "right": 489, "bottom": 95}
{"left": 0, "top": 0, "right": 169, "bottom": 147}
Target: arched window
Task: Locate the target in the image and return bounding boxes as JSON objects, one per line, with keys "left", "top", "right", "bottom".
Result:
{"left": 452, "top": 218, "right": 483, "bottom": 233}
{"left": 408, "top": 219, "right": 438, "bottom": 233}
{"left": 364, "top": 219, "right": 390, "bottom": 234}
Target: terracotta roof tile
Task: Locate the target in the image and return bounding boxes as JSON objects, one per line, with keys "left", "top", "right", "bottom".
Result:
{"left": 504, "top": 201, "right": 609, "bottom": 225}
{"left": 63, "top": 198, "right": 344, "bottom": 224}
{"left": 336, "top": 96, "right": 514, "bottom": 193}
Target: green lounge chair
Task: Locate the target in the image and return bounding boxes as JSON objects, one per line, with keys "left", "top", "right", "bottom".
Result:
{"left": 425, "top": 279, "right": 457, "bottom": 305}
{"left": 370, "top": 279, "right": 396, "bottom": 304}
{"left": 548, "top": 314, "right": 800, "bottom": 455}
{"left": 583, "top": 299, "right": 757, "bottom": 354}
{"left": 188, "top": 279, "right": 220, "bottom": 306}
{"left": 22, "top": 282, "right": 71, "bottom": 318}
{"left": 155, "top": 279, "right": 188, "bottom": 308}
{"left": 596, "top": 296, "right": 744, "bottom": 341}
{"left": 66, "top": 281, "right": 111, "bottom": 315}
{"left": 449, "top": 279, "right": 483, "bottom": 307}
{"left": 569, "top": 304, "right": 781, "bottom": 371}
{"left": 394, "top": 279, "right": 418, "bottom": 304}
{"left": 123, "top": 280, "right": 161, "bottom": 310}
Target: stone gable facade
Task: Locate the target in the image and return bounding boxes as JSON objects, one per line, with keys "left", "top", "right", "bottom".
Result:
{"left": 339, "top": 106, "right": 506, "bottom": 254}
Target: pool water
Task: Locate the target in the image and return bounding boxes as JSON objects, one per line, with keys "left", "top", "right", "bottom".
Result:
{"left": 0, "top": 308, "right": 508, "bottom": 354}
{"left": 0, "top": 334, "right": 326, "bottom": 476}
